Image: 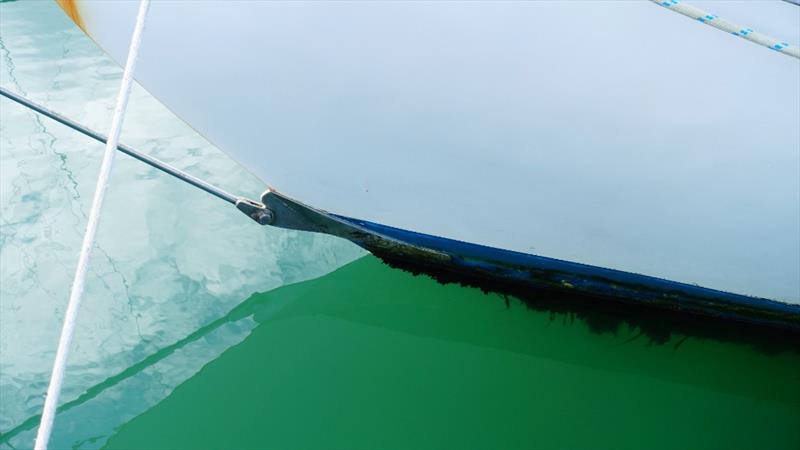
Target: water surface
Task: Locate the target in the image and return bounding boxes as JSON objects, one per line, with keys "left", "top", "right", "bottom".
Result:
{"left": 104, "top": 256, "right": 800, "bottom": 450}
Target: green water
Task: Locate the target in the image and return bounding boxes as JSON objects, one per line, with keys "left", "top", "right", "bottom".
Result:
{"left": 1, "top": 2, "right": 800, "bottom": 449}
{"left": 103, "top": 257, "right": 800, "bottom": 450}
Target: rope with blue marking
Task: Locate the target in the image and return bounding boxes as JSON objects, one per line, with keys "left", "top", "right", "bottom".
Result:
{"left": 652, "top": 0, "right": 799, "bottom": 59}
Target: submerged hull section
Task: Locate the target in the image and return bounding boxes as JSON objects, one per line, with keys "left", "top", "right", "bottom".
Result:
{"left": 62, "top": 1, "right": 799, "bottom": 303}
{"left": 262, "top": 189, "right": 800, "bottom": 330}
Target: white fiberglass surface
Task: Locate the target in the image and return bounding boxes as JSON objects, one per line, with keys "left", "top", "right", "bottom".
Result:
{"left": 76, "top": 1, "right": 799, "bottom": 302}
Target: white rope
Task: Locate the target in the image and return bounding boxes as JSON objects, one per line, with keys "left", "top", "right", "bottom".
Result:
{"left": 34, "top": 1, "right": 151, "bottom": 448}
{"left": 651, "top": 0, "right": 800, "bottom": 59}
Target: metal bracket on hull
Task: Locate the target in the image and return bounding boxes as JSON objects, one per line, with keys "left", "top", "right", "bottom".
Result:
{"left": 235, "top": 198, "right": 273, "bottom": 225}
{"left": 260, "top": 189, "right": 450, "bottom": 262}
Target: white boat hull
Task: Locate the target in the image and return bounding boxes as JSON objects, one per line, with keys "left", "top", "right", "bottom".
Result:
{"left": 60, "top": 0, "right": 799, "bottom": 303}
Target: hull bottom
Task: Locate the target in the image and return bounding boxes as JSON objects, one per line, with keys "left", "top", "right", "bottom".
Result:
{"left": 261, "top": 190, "right": 800, "bottom": 335}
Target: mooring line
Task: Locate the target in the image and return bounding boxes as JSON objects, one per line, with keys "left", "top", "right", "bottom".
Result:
{"left": 34, "top": 1, "right": 151, "bottom": 448}
{"left": 651, "top": 0, "right": 799, "bottom": 59}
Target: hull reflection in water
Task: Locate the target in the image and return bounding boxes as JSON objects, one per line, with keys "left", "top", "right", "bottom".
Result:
{"left": 102, "top": 257, "right": 800, "bottom": 450}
